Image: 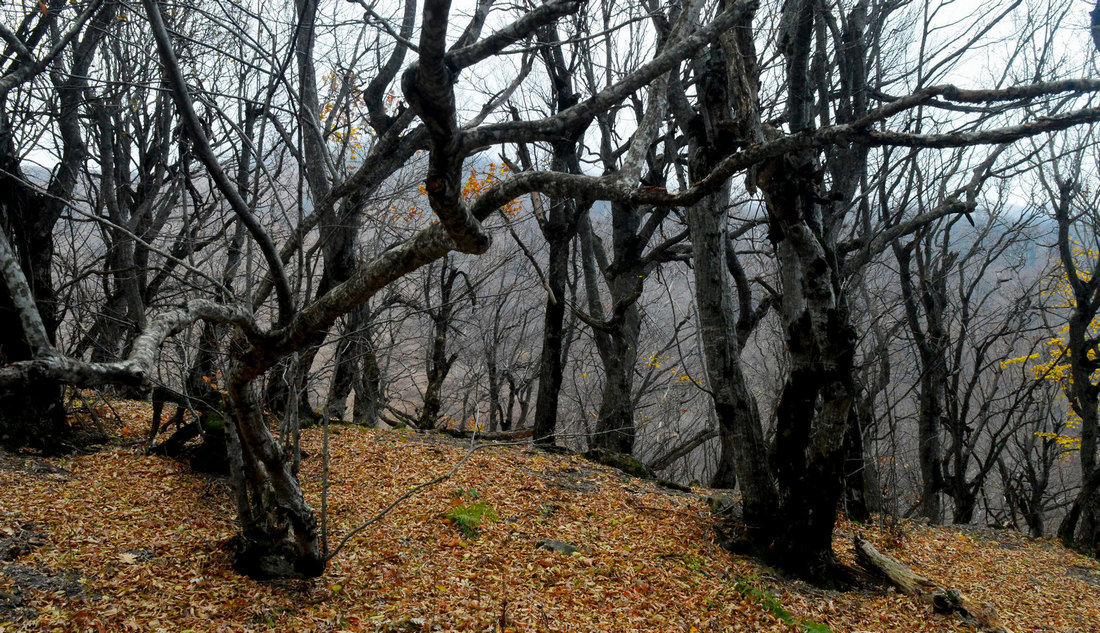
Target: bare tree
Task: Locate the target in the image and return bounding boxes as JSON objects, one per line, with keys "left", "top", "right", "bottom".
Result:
{"left": 4, "top": 0, "right": 1100, "bottom": 582}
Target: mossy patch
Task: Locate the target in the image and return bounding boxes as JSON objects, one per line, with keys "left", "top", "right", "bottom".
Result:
{"left": 582, "top": 448, "right": 654, "bottom": 480}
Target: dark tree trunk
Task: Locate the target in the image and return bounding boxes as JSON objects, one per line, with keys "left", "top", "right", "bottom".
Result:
{"left": 756, "top": 0, "right": 869, "bottom": 581}
{"left": 487, "top": 354, "right": 501, "bottom": 432}
{"left": 843, "top": 393, "right": 874, "bottom": 523}
{"left": 504, "top": 371, "right": 532, "bottom": 432}
{"left": 951, "top": 491, "right": 977, "bottom": 525}
{"left": 1001, "top": 424, "right": 1055, "bottom": 537}
{"left": 418, "top": 261, "right": 459, "bottom": 429}
{"left": 0, "top": 186, "right": 64, "bottom": 450}
{"left": 352, "top": 338, "right": 383, "bottom": 428}
{"left": 0, "top": 283, "right": 65, "bottom": 451}
{"left": 759, "top": 174, "right": 858, "bottom": 581}
{"left": 894, "top": 241, "right": 949, "bottom": 523}
{"left": 0, "top": 2, "right": 113, "bottom": 450}
{"left": 88, "top": 96, "right": 149, "bottom": 362}
{"left": 531, "top": 226, "right": 570, "bottom": 446}
{"left": 767, "top": 355, "right": 855, "bottom": 580}
{"left": 590, "top": 341, "right": 637, "bottom": 454}
{"left": 580, "top": 207, "right": 643, "bottom": 455}
{"left": 530, "top": 177, "right": 584, "bottom": 448}
{"left": 226, "top": 363, "right": 324, "bottom": 579}
{"left": 711, "top": 427, "right": 739, "bottom": 490}
{"left": 679, "top": 24, "right": 778, "bottom": 536}
{"left": 686, "top": 185, "right": 775, "bottom": 522}
{"left": 530, "top": 25, "right": 584, "bottom": 448}
{"left": 325, "top": 305, "right": 371, "bottom": 422}
{"left": 1023, "top": 461, "right": 1049, "bottom": 537}
{"left": 0, "top": 140, "right": 65, "bottom": 452}
{"left": 419, "top": 346, "right": 450, "bottom": 429}
{"left": 1052, "top": 176, "right": 1100, "bottom": 555}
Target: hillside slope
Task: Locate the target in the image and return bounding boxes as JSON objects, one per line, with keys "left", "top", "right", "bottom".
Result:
{"left": 1, "top": 406, "right": 1099, "bottom": 632}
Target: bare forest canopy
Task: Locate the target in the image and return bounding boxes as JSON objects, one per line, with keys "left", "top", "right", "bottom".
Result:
{"left": 4, "top": 0, "right": 1100, "bottom": 590}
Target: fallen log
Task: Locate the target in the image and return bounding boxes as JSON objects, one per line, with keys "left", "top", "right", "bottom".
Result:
{"left": 853, "top": 534, "right": 1013, "bottom": 633}
{"left": 436, "top": 427, "right": 535, "bottom": 442}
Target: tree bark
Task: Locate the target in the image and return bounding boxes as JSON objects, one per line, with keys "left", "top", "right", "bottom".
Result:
{"left": 894, "top": 241, "right": 948, "bottom": 523}
{"left": 843, "top": 392, "right": 875, "bottom": 523}
{"left": 529, "top": 24, "right": 585, "bottom": 447}
{"left": 0, "top": 3, "right": 113, "bottom": 451}
{"left": 325, "top": 305, "right": 371, "bottom": 423}
{"left": 1050, "top": 178, "right": 1100, "bottom": 555}
{"left": 226, "top": 362, "right": 324, "bottom": 579}
{"left": 579, "top": 207, "right": 643, "bottom": 455}
{"left": 679, "top": 12, "right": 778, "bottom": 540}
{"left": 531, "top": 215, "right": 572, "bottom": 446}
{"left": 755, "top": 0, "right": 867, "bottom": 580}
{"left": 686, "top": 189, "right": 775, "bottom": 523}
{"left": 352, "top": 335, "right": 384, "bottom": 428}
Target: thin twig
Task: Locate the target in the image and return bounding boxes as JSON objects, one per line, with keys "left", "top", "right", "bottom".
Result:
{"left": 326, "top": 435, "right": 530, "bottom": 560}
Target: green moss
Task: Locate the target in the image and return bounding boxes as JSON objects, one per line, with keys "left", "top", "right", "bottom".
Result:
{"left": 582, "top": 448, "right": 654, "bottom": 479}
{"left": 202, "top": 414, "right": 226, "bottom": 432}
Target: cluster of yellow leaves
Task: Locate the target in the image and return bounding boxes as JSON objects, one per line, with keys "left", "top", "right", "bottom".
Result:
{"left": 1001, "top": 243, "right": 1100, "bottom": 451}
{"left": 3, "top": 400, "right": 1099, "bottom": 631}
{"left": 320, "top": 98, "right": 366, "bottom": 163}
{"left": 667, "top": 364, "right": 696, "bottom": 385}
{"left": 319, "top": 76, "right": 400, "bottom": 168}
{"left": 460, "top": 163, "right": 516, "bottom": 212}
{"left": 401, "top": 163, "right": 522, "bottom": 223}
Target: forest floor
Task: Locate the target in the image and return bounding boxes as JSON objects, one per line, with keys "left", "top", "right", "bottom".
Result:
{"left": 1, "top": 400, "right": 1099, "bottom": 632}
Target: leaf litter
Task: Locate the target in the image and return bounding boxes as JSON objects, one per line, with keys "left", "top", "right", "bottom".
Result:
{"left": 0, "top": 400, "right": 1097, "bottom": 632}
